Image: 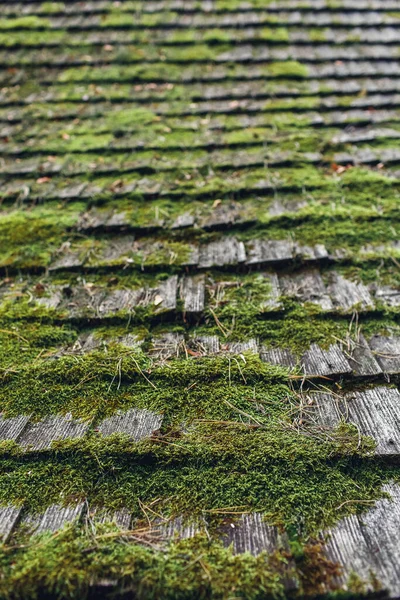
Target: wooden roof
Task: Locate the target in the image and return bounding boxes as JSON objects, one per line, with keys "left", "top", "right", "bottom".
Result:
{"left": 1, "top": 0, "right": 400, "bottom": 597}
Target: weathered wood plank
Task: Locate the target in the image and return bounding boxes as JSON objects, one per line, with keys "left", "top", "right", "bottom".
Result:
{"left": 18, "top": 413, "right": 90, "bottom": 450}
{"left": 259, "top": 346, "right": 297, "bottom": 371}
{"left": 324, "top": 483, "right": 400, "bottom": 596}
{"left": 94, "top": 235, "right": 135, "bottom": 264}
{"left": 344, "top": 333, "right": 382, "bottom": 377}
{"left": 222, "top": 513, "right": 289, "bottom": 556}
{"left": 326, "top": 273, "right": 374, "bottom": 312}
{"left": 116, "top": 333, "right": 143, "bottom": 349}
{"left": 77, "top": 209, "right": 111, "bottom": 232}
{"left": 345, "top": 387, "right": 400, "bottom": 456}
{"left": 97, "top": 408, "right": 163, "bottom": 441}
{"left": 311, "top": 386, "right": 400, "bottom": 456}
{"left": 171, "top": 211, "right": 195, "bottom": 229}
{"left": 58, "top": 182, "right": 87, "bottom": 200}
{"left": 224, "top": 339, "right": 259, "bottom": 354}
{"left": 78, "top": 209, "right": 131, "bottom": 232}
{"left": 59, "top": 285, "right": 104, "bottom": 319}
{"left": 201, "top": 202, "right": 244, "bottom": 230}
{"left": 199, "top": 237, "right": 246, "bottom": 269}
{"left": 49, "top": 248, "right": 84, "bottom": 271}
{"left": 220, "top": 513, "right": 297, "bottom": 591}
{"left": 97, "top": 289, "right": 143, "bottom": 316}
{"left": 301, "top": 343, "right": 352, "bottom": 377}
{"left": 0, "top": 505, "right": 22, "bottom": 543}
{"left": 0, "top": 414, "right": 30, "bottom": 441}
{"left": 368, "top": 335, "right": 400, "bottom": 375}
{"left": 33, "top": 503, "right": 85, "bottom": 535}
{"left": 295, "top": 243, "right": 329, "bottom": 262}
{"left": 155, "top": 276, "right": 178, "bottom": 312}
{"left": 191, "top": 335, "right": 220, "bottom": 355}
{"left": 372, "top": 284, "right": 400, "bottom": 307}
{"left": 245, "top": 239, "right": 294, "bottom": 267}
{"left": 260, "top": 272, "right": 282, "bottom": 311}
{"left": 98, "top": 276, "right": 178, "bottom": 316}
{"left": 35, "top": 286, "right": 64, "bottom": 310}
{"left": 3, "top": 1, "right": 400, "bottom": 17}
{"left": 89, "top": 507, "right": 132, "bottom": 529}
{"left": 150, "top": 332, "right": 185, "bottom": 361}
{"left": 279, "top": 269, "right": 333, "bottom": 310}
{"left": 179, "top": 275, "right": 205, "bottom": 314}
{"left": 154, "top": 516, "right": 201, "bottom": 541}
{"left": 307, "top": 391, "right": 343, "bottom": 429}
{"left": 113, "top": 508, "right": 132, "bottom": 530}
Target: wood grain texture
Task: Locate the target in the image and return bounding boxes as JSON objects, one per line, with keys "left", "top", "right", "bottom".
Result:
{"left": 345, "top": 387, "right": 400, "bottom": 456}
{"left": 89, "top": 507, "right": 132, "bottom": 529}
{"left": 300, "top": 343, "right": 352, "bottom": 377}
{"left": 18, "top": 413, "right": 90, "bottom": 450}
{"left": 372, "top": 284, "right": 400, "bottom": 307}
{"left": 199, "top": 237, "right": 246, "bottom": 268}
{"left": 0, "top": 505, "right": 22, "bottom": 543}
{"left": 0, "top": 414, "right": 30, "bottom": 441}
{"left": 225, "top": 339, "right": 259, "bottom": 354}
{"left": 326, "top": 272, "right": 374, "bottom": 312}
{"left": 261, "top": 272, "right": 282, "bottom": 311}
{"left": 221, "top": 513, "right": 297, "bottom": 591}
{"left": 324, "top": 483, "right": 400, "bottom": 596}
{"left": 259, "top": 346, "right": 297, "bottom": 370}
{"left": 179, "top": 275, "right": 205, "bottom": 313}
{"left": 97, "top": 288, "right": 143, "bottom": 316}
{"left": 150, "top": 332, "right": 185, "bottom": 360}
{"left": 191, "top": 335, "right": 220, "bottom": 355}
{"left": 311, "top": 386, "right": 400, "bottom": 456}
{"left": 33, "top": 503, "right": 85, "bottom": 535}
{"left": 153, "top": 516, "right": 201, "bottom": 541}
{"left": 245, "top": 239, "right": 294, "bottom": 266}
{"left": 97, "top": 408, "right": 163, "bottom": 441}
{"left": 222, "top": 513, "right": 288, "bottom": 556}
{"left": 368, "top": 335, "right": 400, "bottom": 375}
{"left": 280, "top": 269, "right": 333, "bottom": 310}
{"left": 345, "top": 333, "right": 383, "bottom": 377}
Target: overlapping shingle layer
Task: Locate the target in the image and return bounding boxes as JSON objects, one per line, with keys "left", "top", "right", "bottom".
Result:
{"left": 2, "top": 1, "right": 400, "bottom": 597}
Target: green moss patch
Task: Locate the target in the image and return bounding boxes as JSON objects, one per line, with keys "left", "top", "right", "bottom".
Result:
{"left": 0, "top": 525, "right": 291, "bottom": 600}
{"left": 0, "top": 347, "right": 290, "bottom": 422}
{"left": 0, "top": 421, "right": 390, "bottom": 531}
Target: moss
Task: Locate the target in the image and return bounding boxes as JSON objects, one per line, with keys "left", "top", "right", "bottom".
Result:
{"left": 0, "top": 346, "right": 290, "bottom": 421}
{"left": 0, "top": 526, "right": 291, "bottom": 600}
{"left": 215, "top": 0, "right": 273, "bottom": 9}
{"left": 260, "top": 28, "right": 289, "bottom": 42}
{"left": 202, "top": 297, "right": 348, "bottom": 353}
{"left": 0, "top": 30, "right": 67, "bottom": 47}
{"left": 266, "top": 61, "right": 309, "bottom": 79}
{"left": 0, "top": 16, "right": 50, "bottom": 30}
{"left": 0, "top": 322, "right": 77, "bottom": 371}
{"left": 40, "top": 2, "right": 65, "bottom": 13}
{"left": 100, "top": 11, "right": 180, "bottom": 28}
{"left": 338, "top": 262, "right": 400, "bottom": 292}
{"left": 308, "top": 29, "right": 328, "bottom": 42}
{"left": 0, "top": 204, "right": 81, "bottom": 269}
{"left": 105, "top": 107, "right": 158, "bottom": 129}
{"left": 0, "top": 418, "right": 389, "bottom": 530}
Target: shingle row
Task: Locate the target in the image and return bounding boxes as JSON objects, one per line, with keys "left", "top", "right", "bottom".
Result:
{"left": 0, "top": 408, "right": 163, "bottom": 451}
{"left": 3, "top": 0, "right": 400, "bottom": 15}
